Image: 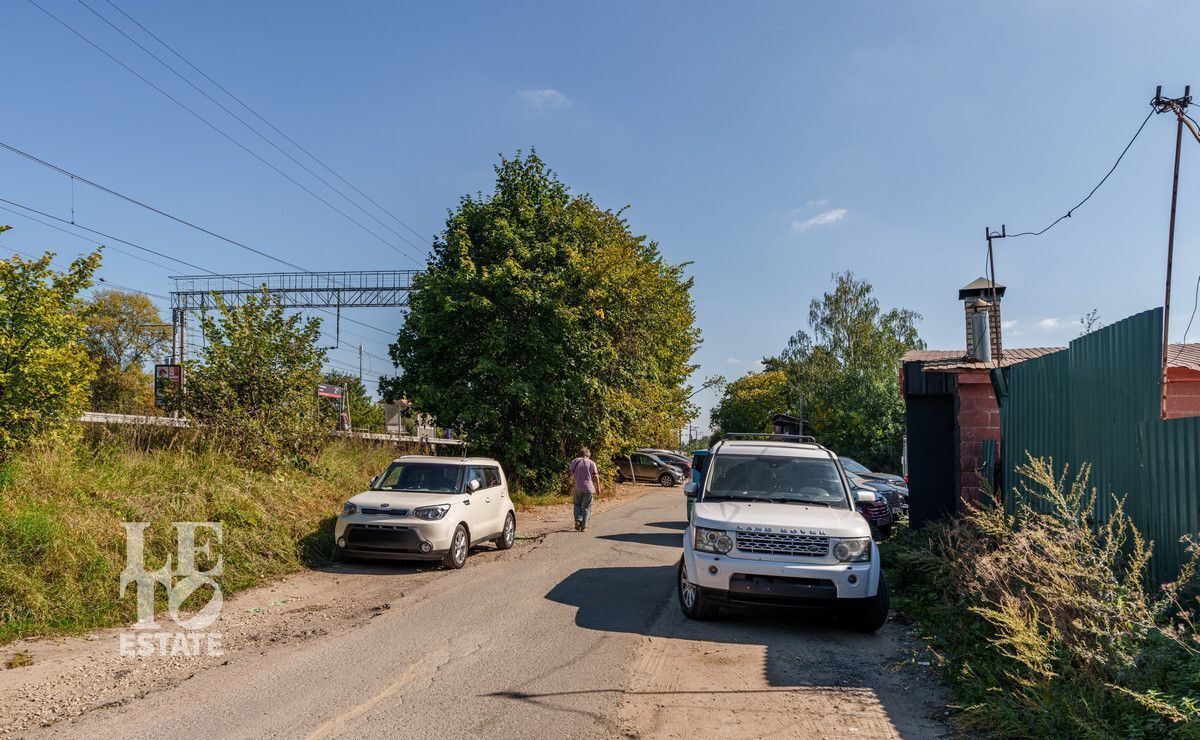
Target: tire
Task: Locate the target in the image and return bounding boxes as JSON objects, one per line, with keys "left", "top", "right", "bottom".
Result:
{"left": 846, "top": 573, "right": 890, "bottom": 632}
{"left": 877, "top": 524, "right": 893, "bottom": 539}
{"left": 658, "top": 472, "right": 675, "bottom": 487}
{"left": 495, "top": 512, "right": 515, "bottom": 550}
{"left": 678, "top": 559, "right": 719, "bottom": 620}
{"left": 442, "top": 524, "right": 469, "bottom": 570}
{"left": 615, "top": 469, "right": 626, "bottom": 483}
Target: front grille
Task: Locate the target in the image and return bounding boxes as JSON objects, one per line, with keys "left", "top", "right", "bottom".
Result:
{"left": 361, "top": 507, "right": 410, "bottom": 517}
{"left": 734, "top": 531, "right": 829, "bottom": 557}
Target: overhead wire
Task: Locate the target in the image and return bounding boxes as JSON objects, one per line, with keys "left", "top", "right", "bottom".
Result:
{"left": 99, "top": 0, "right": 434, "bottom": 251}
{"left": 24, "top": 0, "right": 425, "bottom": 267}
{"left": 1005, "top": 107, "right": 1156, "bottom": 238}
{"left": 73, "top": 0, "right": 430, "bottom": 263}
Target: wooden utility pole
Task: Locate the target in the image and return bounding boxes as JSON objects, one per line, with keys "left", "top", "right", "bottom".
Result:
{"left": 1154, "top": 85, "right": 1191, "bottom": 417}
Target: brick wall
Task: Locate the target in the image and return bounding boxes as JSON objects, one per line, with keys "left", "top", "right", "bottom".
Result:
{"left": 954, "top": 372, "right": 1000, "bottom": 506}
{"left": 1165, "top": 367, "right": 1200, "bottom": 419}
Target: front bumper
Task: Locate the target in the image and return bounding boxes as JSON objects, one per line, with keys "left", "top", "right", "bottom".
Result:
{"left": 683, "top": 548, "right": 881, "bottom": 604}
{"left": 334, "top": 516, "right": 454, "bottom": 560}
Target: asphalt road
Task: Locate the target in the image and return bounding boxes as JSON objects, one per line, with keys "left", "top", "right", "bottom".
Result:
{"left": 20, "top": 490, "right": 949, "bottom": 740}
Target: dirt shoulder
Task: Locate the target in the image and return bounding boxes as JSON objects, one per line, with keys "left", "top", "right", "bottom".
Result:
{"left": 0, "top": 483, "right": 668, "bottom": 737}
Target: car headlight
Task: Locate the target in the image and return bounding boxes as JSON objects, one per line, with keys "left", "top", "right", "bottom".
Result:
{"left": 693, "top": 526, "right": 733, "bottom": 554}
{"left": 342, "top": 502, "right": 358, "bottom": 515}
{"left": 832, "top": 537, "right": 871, "bottom": 562}
{"left": 413, "top": 504, "right": 451, "bottom": 521}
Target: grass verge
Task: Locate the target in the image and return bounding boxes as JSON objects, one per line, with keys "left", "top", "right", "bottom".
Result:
{"left": 0, "top": 435, "right": 399, "bottom": 645}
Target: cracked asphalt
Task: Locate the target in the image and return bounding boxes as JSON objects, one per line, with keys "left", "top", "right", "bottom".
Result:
{"left": 2, "top": 487, "right": 950, "bottom": 739}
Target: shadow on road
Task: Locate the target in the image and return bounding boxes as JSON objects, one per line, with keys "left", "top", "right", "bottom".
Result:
{"left": 539, "top": 564, "right": 949, "bottom": 737}
{"left": 597, "top": 531, "right": 682, "bottom": 548}
{"left": 645, "top": 520, "right": 688, "bottom": 530}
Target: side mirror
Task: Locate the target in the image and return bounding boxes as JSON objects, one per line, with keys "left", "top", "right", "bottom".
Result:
{"left": 854, "top": 490, "right": 876, "bottom": 504}
{"left": 468, "top": 479, "right": 481, "bottom": 493}
{"left": 370, "top": 475, "right": 380, "bottom": 489}
{"left": 684, "top": 481, "right": 698, "bottom": 497}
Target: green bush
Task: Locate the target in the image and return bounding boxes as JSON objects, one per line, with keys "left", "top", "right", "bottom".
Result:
{"left": 883, "top": 456, "right": 1200, "bottom": 739}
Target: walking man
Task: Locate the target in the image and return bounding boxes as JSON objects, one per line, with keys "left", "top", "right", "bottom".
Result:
{"left": 568, "top": 447, "right": 600, "bottom": 532}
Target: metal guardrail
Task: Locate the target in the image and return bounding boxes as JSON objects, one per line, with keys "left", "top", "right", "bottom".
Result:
{"left": 79, "top": 412, "right": 464, "bottom": 447}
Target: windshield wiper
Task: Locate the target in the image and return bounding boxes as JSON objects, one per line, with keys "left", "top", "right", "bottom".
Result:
{"left": 762, "top": 497, "right": 833, "bottom": 507}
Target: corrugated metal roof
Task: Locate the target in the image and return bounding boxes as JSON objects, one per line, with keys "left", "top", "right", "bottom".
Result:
{"left": 905, "top": 343, "right": 1200, "bottom": 372}
{"left": 903, "top": 347, "right": 1063, "bottom": 371}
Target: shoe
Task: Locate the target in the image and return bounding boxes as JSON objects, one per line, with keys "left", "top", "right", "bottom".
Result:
{"left": 574, "top": 520, "right": 581, "bottom": 531}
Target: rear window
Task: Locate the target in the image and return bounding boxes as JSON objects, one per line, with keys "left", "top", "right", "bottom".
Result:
{"left": 376, "top": 462, "right": 464, "bottom": 493}
{"left": 706, "top": 454, "right": 848, "bottom": 507}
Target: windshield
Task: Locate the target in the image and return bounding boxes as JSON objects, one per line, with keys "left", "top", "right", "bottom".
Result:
{"left": 839, "top": 456, "right": 871, "bottom": 474}
{"left": 704, "top": 454, "right": 849, "bottom": 508}
{"left": 374, "top": 462, "right": 464, "bottom": 493}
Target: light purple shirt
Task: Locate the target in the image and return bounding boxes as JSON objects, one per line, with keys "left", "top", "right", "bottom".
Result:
{"left": 569, "top": 457, "right": 598, "bottom": 493}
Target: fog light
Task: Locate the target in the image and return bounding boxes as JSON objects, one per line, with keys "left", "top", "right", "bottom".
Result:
{"left": 847, "top": 574, "right": 858, "bottom": 585}
{"left": 337, "top": 537, "right": 346, "bottom": 548}
{"left": 708, "top": 565, "right": 718, "bottom": 575}
{"left": 420, "top": 542, "right": 433, "bottom": 553}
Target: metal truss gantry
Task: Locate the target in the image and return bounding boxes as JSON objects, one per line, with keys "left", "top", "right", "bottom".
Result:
{"left": 167, "top": 270, "right": 419, "bottom": 363}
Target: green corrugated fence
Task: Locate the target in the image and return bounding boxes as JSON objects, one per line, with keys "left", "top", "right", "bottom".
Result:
{"left": 998, "top": 307, "right": 1200, "bottom": 583}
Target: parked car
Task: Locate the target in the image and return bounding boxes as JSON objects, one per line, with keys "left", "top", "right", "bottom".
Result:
{"left": 334, "top": 456, "right": 516, "bottom": 569}
{"left": 636, "top": 448, "right": 693, "bottom": 478}
{"left": 839, "top": 456, "right": 907, "bottom": 490}
{"left": 678, "top": 434, "right": 890, "bottom": 632}
{"left": 614, "top": 452, "right": 684, "bottom": 487}
{"left": 686, "top": 449, "right": 710, "bottom": 521}
{"left": 848, "top": 471, "right": 908, "bottom": 517}
{"left": 847, "top": 472, "right": 895, "bottom": 536}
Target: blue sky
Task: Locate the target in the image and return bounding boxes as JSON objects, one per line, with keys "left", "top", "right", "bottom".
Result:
{"left": 4, "top": 1, "right": 1200, "bottom": 426}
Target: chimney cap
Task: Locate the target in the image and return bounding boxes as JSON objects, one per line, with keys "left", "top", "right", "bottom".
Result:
{"left": 959, "top": 276, "right": 1006, "bottom": 301}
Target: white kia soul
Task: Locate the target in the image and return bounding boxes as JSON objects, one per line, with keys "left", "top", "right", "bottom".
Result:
{"left": 335, "top": 456, "right": 517, "bottom": 569}
{"left": 679, "top": 435, "right": 889, "bottom": 631}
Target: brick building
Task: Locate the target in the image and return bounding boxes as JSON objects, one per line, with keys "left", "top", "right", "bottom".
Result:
{"left": 902, "top": 278, "right": 1200, "bottom": 526}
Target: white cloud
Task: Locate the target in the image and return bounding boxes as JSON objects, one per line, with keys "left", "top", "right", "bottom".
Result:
{"left": 804, "top": 198, "right": 830, "bottom": 209}
{"left": 516, "top": 89, "right": 569, "bottom": 112}
{"left": 725, "top": 357, "right": 742, "bottom": 365}
{"left": 1001, "top": 320, "right": 1018, "bottom": 330}
{"left": 790, "top": 208, "right": 848, "bottom": 234}
{"left": 1037, "top": 318, "right": 1067, "bottom": 330}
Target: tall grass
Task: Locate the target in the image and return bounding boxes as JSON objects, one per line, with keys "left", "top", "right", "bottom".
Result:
{"left": 0, "top": 432, "right": 400, "bottom": 644}
{"left": 883, "top": 456, "right": 1200, "bottom": 739}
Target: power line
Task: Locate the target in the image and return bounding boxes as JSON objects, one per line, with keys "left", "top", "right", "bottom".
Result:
{"left": 0, "top": 196, "right": 399, "bottom": 342}
{"left": 24, "top": 0, "right": 424, "bottom": 267}
{"left": 74, "top": 0, "right": 430, "bottom": 263}
{"left": 100, "top": 0, "right": 434, "bottom": 251}
{"left": 1005, "top": 107, "right": 1156, "bottom": 238}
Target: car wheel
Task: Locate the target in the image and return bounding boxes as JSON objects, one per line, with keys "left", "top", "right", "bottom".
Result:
{"left": 443, "top": 524, "right": 469, "bottom": 569}
{"left": 495, "top": 512, "right": 515, "bottom": 550}
{"left": 678, "top": 559, "right": 719, "bottom": 620}
{"left": 846, "top": 573, "right": 890, "bottom": 633}
{"left": 658, "top": 472, "right": 675, "bottom": 487}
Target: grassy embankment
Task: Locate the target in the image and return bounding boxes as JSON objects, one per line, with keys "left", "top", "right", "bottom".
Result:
{"left": 880, "top": 457, "right": 1200, "bottom": 739}
{"left": 0, "top": 430, "right": 401, "bottom": 645}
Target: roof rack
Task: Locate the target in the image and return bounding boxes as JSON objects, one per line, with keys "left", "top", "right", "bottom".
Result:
{"left": 722, "top": 433, "right": 819, "bottom": 444}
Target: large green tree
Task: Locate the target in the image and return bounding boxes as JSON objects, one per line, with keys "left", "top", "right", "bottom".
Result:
{"left": 710, "top": 370, "right": 789, "bottom": 435}
{"left": 83, "top": 289, "right": 169, "bottom": 413}
{"left": 764, "top": 271, "right": 923, "bottom": 472}
{"left": 0, "top": 230, "right": 101, "bottom": 461}
{"left": 382, "top": 152, "right": 699, "bottom": 488}
{"left": 184, "top": 291, "right": 325, "bottom": 468}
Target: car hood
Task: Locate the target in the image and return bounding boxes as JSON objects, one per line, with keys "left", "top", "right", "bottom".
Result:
{"left": 859, "top": 472, "right": 905, "bottom": 487}
{"left": 692, "top": 500, "right": 869, "bottom": 538}
{"left": 346, "top": 490, "right": 466, "bottom": 510}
